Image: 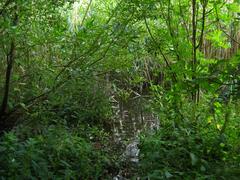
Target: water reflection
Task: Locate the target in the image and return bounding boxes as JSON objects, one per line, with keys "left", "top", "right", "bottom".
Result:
{"left": 110, "top": 95, "right": 159, "bottom": 143}
{"left": 110, "top": 95, "right": 159, "bottom": 179}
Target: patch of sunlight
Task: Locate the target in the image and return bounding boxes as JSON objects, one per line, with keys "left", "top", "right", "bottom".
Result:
{"left": 68, "top": 0, "right": 92, "bottom": 32}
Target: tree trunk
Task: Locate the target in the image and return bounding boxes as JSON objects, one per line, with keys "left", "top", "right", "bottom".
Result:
{"left": 0, "top": 41, "right": 15, "bottom": 116}
{"left": 192, "top": 0, "right": 197, "bottom": 103}
{"left": 0, "top": 8, "right": 18, "bottom": 127}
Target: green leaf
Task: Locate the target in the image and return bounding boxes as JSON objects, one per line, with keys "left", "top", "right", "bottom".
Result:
{"left": 20, "top": 103, "right": 28, "bottom": 110}
{"left": 200, "top": 165, "right": 206, "bottom": 172}
{"left": 165, "top": 170, "right": 173, "bottom": 179}
{"left": 228, "top": 3, "right": 240, "bottom": 13}
{"left": 190, "top": 152, "right": 198, "bottom": 166}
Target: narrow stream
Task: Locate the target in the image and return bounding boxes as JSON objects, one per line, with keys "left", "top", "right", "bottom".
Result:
{"left": 110, "top": 95, "right": 159, "bottom": 178}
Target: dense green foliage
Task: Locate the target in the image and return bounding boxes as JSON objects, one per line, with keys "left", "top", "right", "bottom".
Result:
{"left": 0, "top": 0, "right": 240, "bottom": 179}
{"left": 0, "top": 128, "right": 109, "bottom": 179}
{"left": 139, "top": 87, "right": 240, "bottom": 179}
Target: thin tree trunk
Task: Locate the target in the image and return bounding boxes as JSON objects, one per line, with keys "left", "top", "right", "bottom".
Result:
{"left": 192, "top": 0, "right": 197, "bottom": 103}
{"left": 0, "top": 9, "right": 18, "bottom": 122}
{"left": 0, "top": 41, "right": 15, "bottom": 116}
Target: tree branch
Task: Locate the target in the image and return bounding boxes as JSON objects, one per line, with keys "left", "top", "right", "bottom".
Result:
{"left": 144, "top": 17, "right": 177, "bottom": 83}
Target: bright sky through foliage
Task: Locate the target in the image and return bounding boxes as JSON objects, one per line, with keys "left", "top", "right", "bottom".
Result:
{"left": 68, "top": 0, "right": 91, "bottom": 32}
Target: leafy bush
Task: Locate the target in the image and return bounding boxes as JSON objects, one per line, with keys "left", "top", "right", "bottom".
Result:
{"left": 139, "top": 121, "right": 240, "bottom": 179}
{"left": 50, "top": 77, "right": 112, "bottom": 127}
{"left": 0, "top": 126, "right": 110, "bottom": 179}
{"left": 138, "top": 87, "right": 240, "bottom": 179}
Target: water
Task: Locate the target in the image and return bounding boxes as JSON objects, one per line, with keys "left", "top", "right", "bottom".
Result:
{"left": 110, "top": 95, "right": 159, "bottom": 143}
{"left": 110, "top": 95, "right": 159, "bottom": 178}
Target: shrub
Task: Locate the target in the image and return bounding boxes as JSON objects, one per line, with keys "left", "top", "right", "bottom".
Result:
{"left": 0, "top": 126, "right": 109, "bottom": 179}
{"left": 138, "top": 87, "right": 240, "bottom": 179}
